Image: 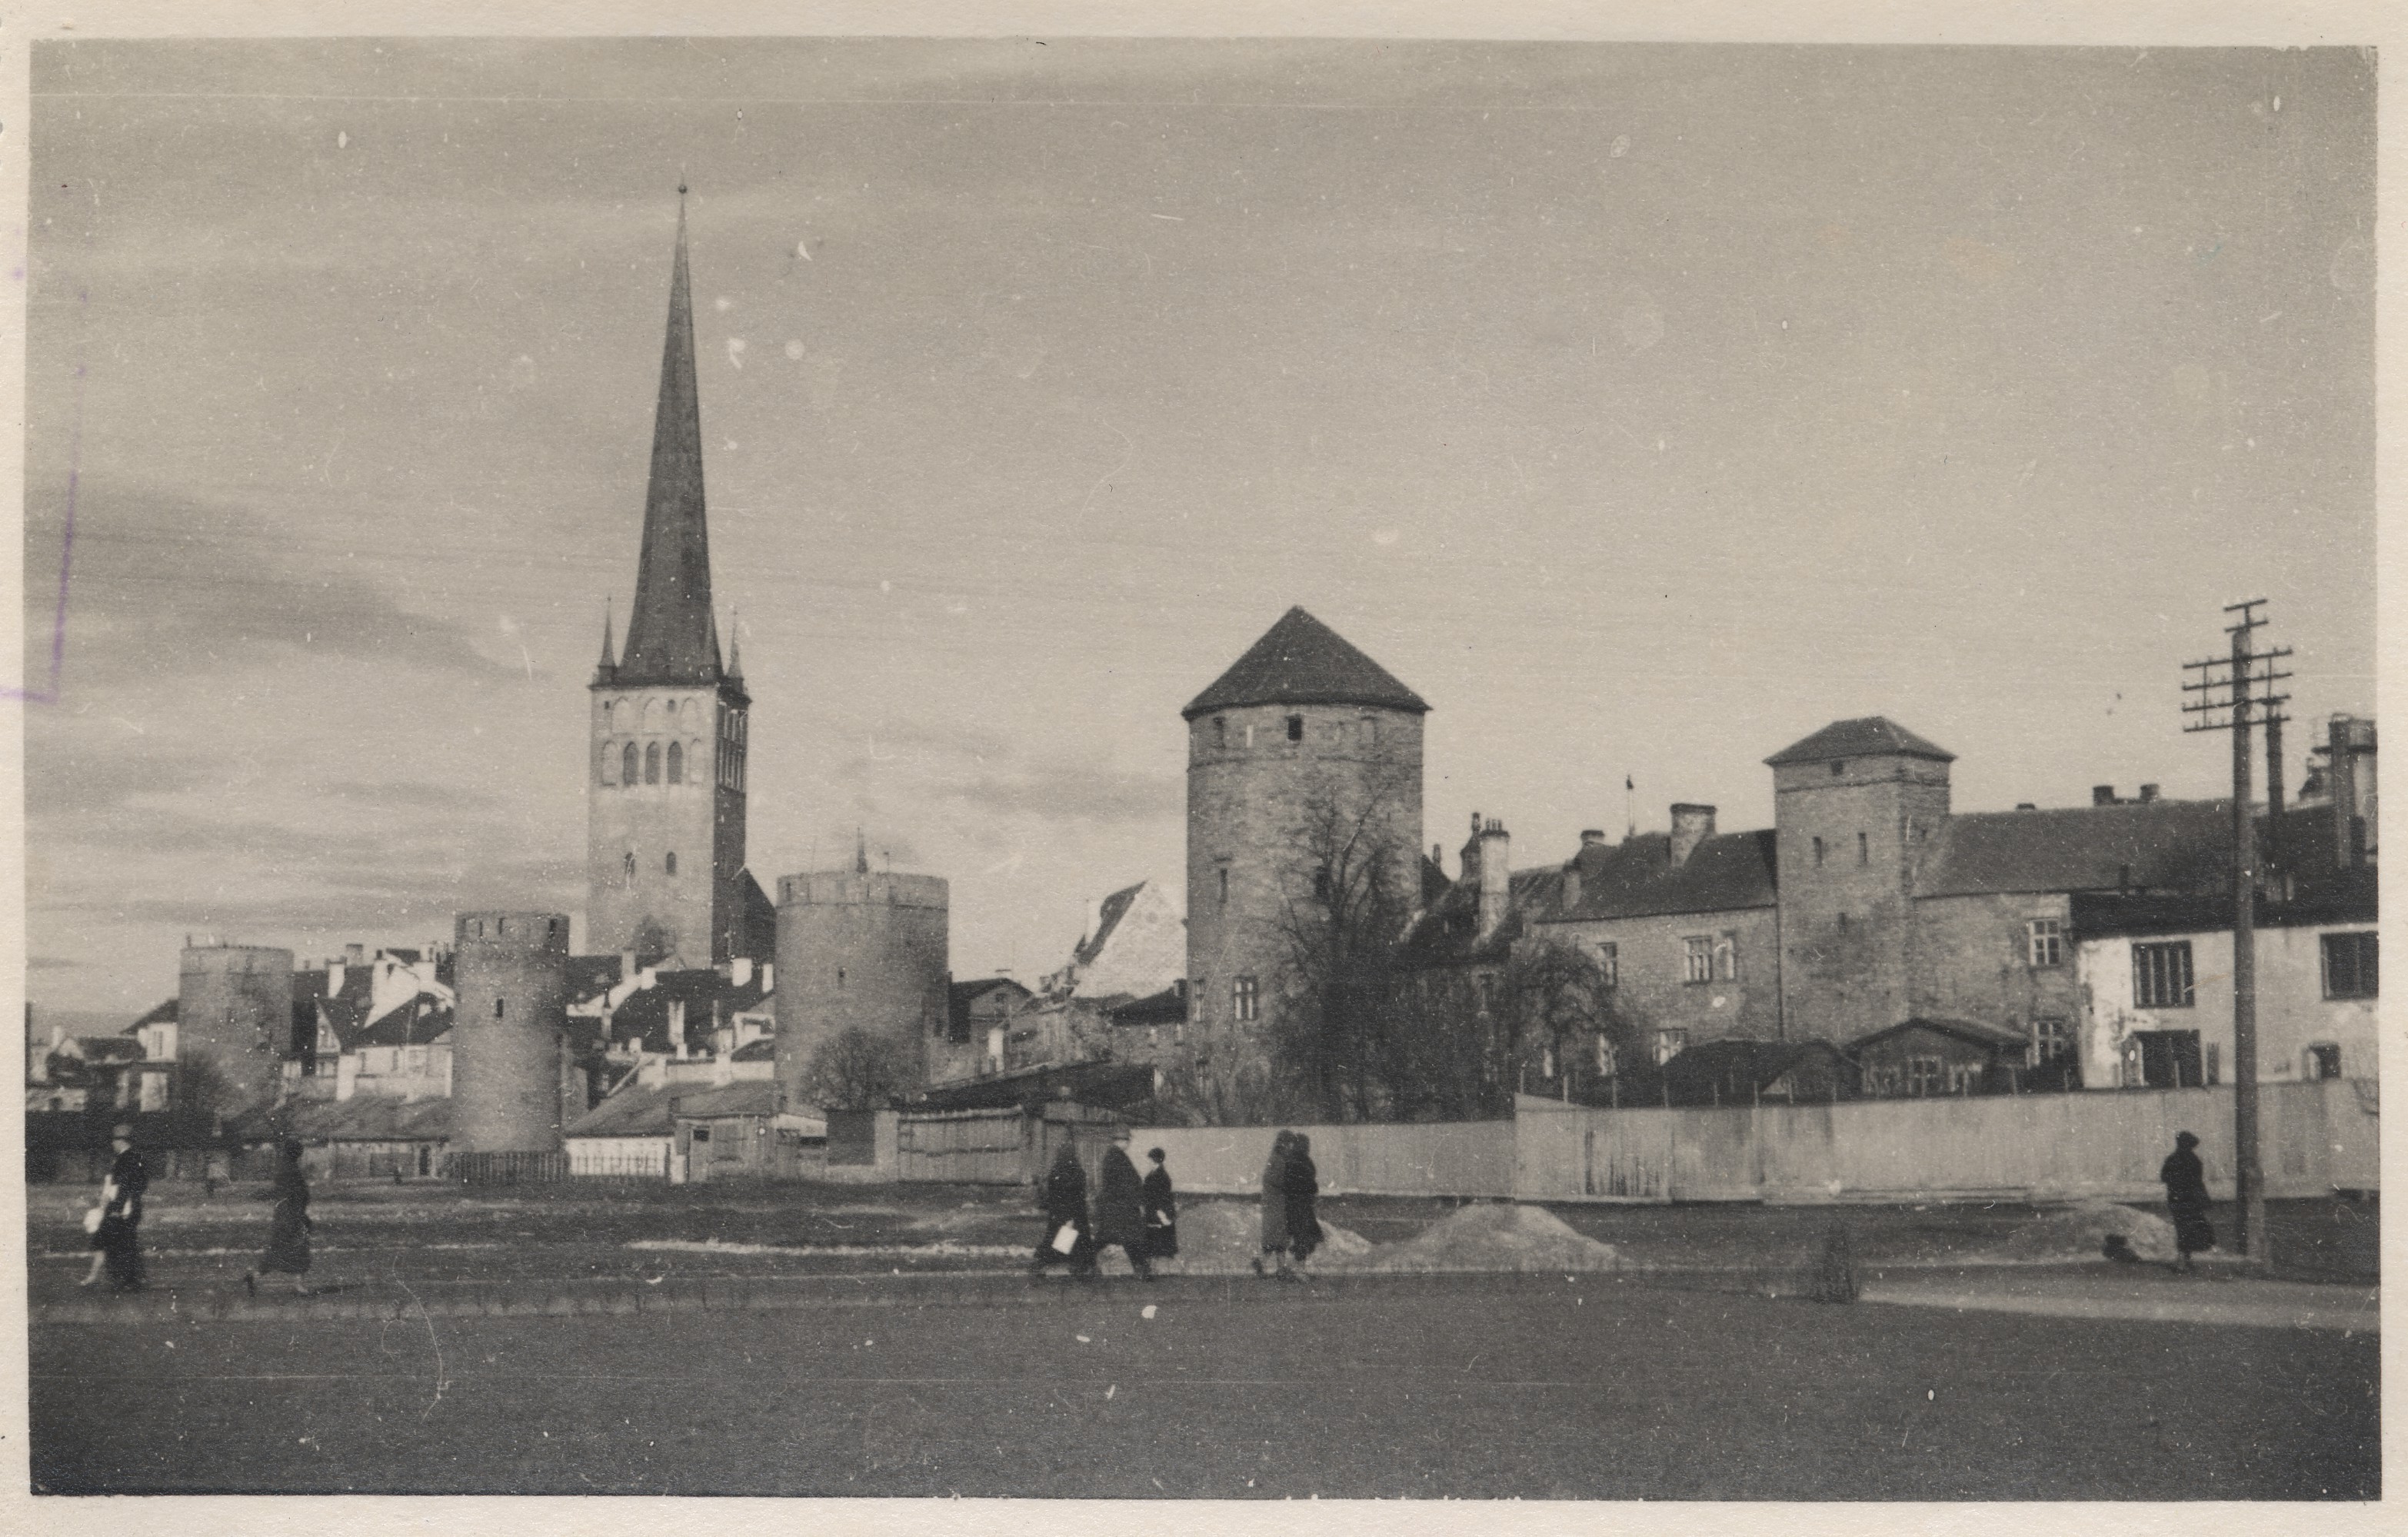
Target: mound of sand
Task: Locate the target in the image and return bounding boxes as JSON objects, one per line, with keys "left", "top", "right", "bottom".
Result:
{"left": 1328, "top": 1202, "right": 1619, "bottom": 1274}
{"left": 1994, "top": 1199, "right": 2177, "bottom": 1264}
{"left": 1128, "top": 1199, "right": 1372, "bottom": 1276}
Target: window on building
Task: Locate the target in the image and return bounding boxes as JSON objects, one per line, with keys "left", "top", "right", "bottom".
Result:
{"left": 1286, "top": 714, "right": 1304, "bottom": 743}
{"left": 665, "top": 851, "right": 678, "bottom": 877}
{"left": 2030, "top": 1016, "right": 2073, "bottom": 1066}
{"left": 2132, "top": 942, "right": 2195, "bottom": 1009}
{"left": 495, "top": 998, "right": 506, "bottom": 1019}
{"left": 622, "top": 743, "right": 638, "bottom": 784}
{"left": 1812, "top": 836, "right": 1824, "bottom": 867}
{"left": 2322, "top": 931, "right": 2378, "bottom": 999}
{"left": 1190, "top": 979, "right": 1206, "bottom": 1022}
{"left": 1830, "top": 760, "right": 1847, "bottom": 776}
{"left": 1946, "top": 1063, "right": 1982, "bottom": 1094}
{"left": 644, "top": 742, "right": 661, "bottom": 783}
{"left": 1682, "top": 936, "right": 1713, "bottom": 984}
{"left": 2131, "top": 1029, "right": 2204, "bottom": 1089}
{"left": 1654, "top": 1028, "right": 1688, "bottom": 1066}
{"left": 1596, "top": 943, "right": 1618, "bottom": 990}
{"left": 667, "top": 742, "right": 684, "bottom": 783}
{"left": 1540, "top": 1041, "right": 1557, "bottom": 1079}
{"left": 1244, "top": 724, "right": 1255, "bottom": 748}
{"left": 1214, "top": 716, "right": 1227, "bottom": 749}
{"left": 1362, "top": 716, "right": 1378, "bottom": 746}
{"left": 1905, "top": 1056, "right": 1943, "bottom": 1096}
{"left": 1714, "top": 932, "right": 1740, "bottom": 982}
{"left": 1594, "top": 1034, "right": 1617, "bottom": 1078}
{"left": 1863, "top": 1066, "right": 1898, "bottom": 1097}
{"left": 1857, "top": 831, "right": 1869, "bottom": 865}
{"left": 624, "top": 850, "right": 637, "bottom": 880}
{"left": 1232, "top": 975, "right": 1260, "bottom": 1022}
{"left": 2305, "top": 1043, "right": 2343, "bottom": 1080}
{"left": 2027, "top": 918, "right": 2063, "bottom": 968}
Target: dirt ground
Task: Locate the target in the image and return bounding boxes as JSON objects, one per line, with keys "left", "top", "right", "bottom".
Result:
{"left": 24, "top": 1178, "right": 2377, "bottom": 1301}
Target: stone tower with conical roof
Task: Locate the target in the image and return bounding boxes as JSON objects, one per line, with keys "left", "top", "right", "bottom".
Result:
{"left": 1182, "top": 607, "right": 1428, "bottom": 1075}
{"left": 587, "top": 191, "right": 752, "bottom": 966}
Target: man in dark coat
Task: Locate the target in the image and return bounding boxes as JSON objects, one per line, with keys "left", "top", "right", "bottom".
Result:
{"left": 1031, "top": 1140, "right": 1096, "bottom": 1279}
{"left": 1141, "top": 1146, "right": 1178, "bottom": 1263}
{"left": 1284, "top": 1132, "right": 1324, "bottom": 1273}
{"left": 1255, "top": 1129, "right": 1294, "bottom": 1277}
{"left": 2160, "top": 1129, "right": 2215, "bottom": 1274}
{"left": 1091, "top": 1126, "right": 1154, "bottom": 1279}
{"left": 86, "top": 1123, "right": 148, "bottom": 1292}
{"left": 247, "top": 1138, "right": 315, "bottom": 1296}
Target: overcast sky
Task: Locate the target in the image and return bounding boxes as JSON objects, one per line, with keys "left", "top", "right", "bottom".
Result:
{"left": 22, "top": 38, "right": 2374, "bottom": 1020}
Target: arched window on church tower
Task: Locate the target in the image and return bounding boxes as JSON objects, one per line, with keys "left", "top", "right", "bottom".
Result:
{"left": 666, "top": 851, "right": 678, "bottom": 877}
{"left": 667, "top": 742, "right": 684, "bottom": 783}
{"left": 623, "top": 850, "right": 636, "bottom": 881}
{"left": 645, "top": 742, "right": 661, "bottom": 783}
{"left": 622, "top": 742, "right": 638, "bottom": 785}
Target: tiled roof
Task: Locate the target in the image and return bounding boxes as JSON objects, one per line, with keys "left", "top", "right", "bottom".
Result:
{"left": 244, "top": 1095, "right": 453, "bottom": 1143}
{"left": 125, "top": 998, "right": 178, "bottom": 1033}
{"left": 1540, "top": 830, "right": 1779, "bottom": 923}
{"left": 1765, "top": 717, "right": 1954, "bottom": 767}
{"left": 1182, "top": 607, "right": 1428, "bottom": 720}
{"left": 1915, "top": 800, "right": 2230, "bottom": 897}
{"left": 2070, "top": 867, "right": 2376, "bottom": 939}
{"left": 1661, "top": 1036, "right": 1853, "bottom": 1095}
{"left": 565, "top": 1078, "right": 777, "bottom": 1139}
{"left": 730, "top": 1037, "right": 777, "bottom": 1063}
{"left": 669, "top": 1081, "right": 778, "bottom": 1119}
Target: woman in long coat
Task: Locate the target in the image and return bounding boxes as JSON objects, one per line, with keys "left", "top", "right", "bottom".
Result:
{"left": 1285, "top": 1133, "right": 1324, "bottom": 1273}
{"left": 1141, "top": 1147, "right": 1178, "bottom": 1264}
{"left": 1031, "top": 1140, "right": 1096, "bottom": 1279}
{"left": 82, "top": 1123, "right": 148, "bottom": 1292}
{"left": 2160, "top": 1129, "right": 2215, "bottom": 1274}
{"left": 246, "top": 1139, "right": 315, "bottom": 1296}
{"left": 1254, "top": 1130, "right": 1294, "bottom": 1277}
{"left": 1091, "top": 1129, "right": 1154, "bottom": 1279}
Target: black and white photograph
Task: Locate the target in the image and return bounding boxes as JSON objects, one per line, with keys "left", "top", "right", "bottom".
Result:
{"left": 10, "top": 2, "right": 2392, "bottom": 1518}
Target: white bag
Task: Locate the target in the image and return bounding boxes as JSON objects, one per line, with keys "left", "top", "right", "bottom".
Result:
{"left": 1049, "top": 1223, "right": 1080, "bottom": 1256}
{"left": 82, "top": 1206, "right": 104, "bottom": 1234}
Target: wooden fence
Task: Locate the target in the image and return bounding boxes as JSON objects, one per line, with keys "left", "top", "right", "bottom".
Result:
{"left": 895, "top": 1108, "right": 1031, "bottom": 1184}
{"left": 448, "top": 1150, "right": 570, "bottom": 1186}
{"left": 1514, "top": 1078, "right": 2378, "bottom": 1204}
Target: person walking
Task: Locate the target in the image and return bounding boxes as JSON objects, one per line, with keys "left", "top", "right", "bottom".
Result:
{"left": 82, "top": 1123, "right": 148, "bottom": 1292}
{"left": 1091, "top": 1126, "right": 1154, "bottom": 1280}
{"left": 2160, "top": 1129, "right": 2216, "bottom": 1275}
{"left": 1141, "top": 1146, "right": 1179, "bottom": 1269}
{"left": 1254, "top": 1129, "right": 1294, "bottom": 1279}
{"left": 245, "top": 1139, "right": 315, "bottom": 1297}
{"left": 1285, "top": 1132, "right": 1324, "bottom": 1276}
{"left": 1031, "top": 1139, "right": 1096, "bottom": 1280}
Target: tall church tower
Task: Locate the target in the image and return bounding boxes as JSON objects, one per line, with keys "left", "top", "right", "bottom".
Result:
{"left": 587, "top": 189, "right": 752, "bottom": 966}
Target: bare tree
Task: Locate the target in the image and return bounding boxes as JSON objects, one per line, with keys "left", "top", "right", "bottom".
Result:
{"left": 800, "top": 1027, "right": 911, "bottom": 1111}
{"left": 1497, "top": 939, "right": 1637, "bottom": 1104}
{"left": 1263, "top": 759, "right": 1427, "bottom": 1122}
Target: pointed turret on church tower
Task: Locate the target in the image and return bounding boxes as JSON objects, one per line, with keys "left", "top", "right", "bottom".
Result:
{"left": 586, "top": 188, "right": 758, "bottom": 967}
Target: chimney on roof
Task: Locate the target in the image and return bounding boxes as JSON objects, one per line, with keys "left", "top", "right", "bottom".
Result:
{"left": 2092, "top": 785, "right": 2117, "bottom": 807}
{"left": 1476, "top": 819, "right": 1512, "bottom": 937}
{"left": 1459, "top": 812, "right": 1486, "bottom": 887}
{"left": 1559, "top": 860, "right": 1582, "bottom": 913}
{"left": 2328, "top": 714, "right": 2376, "bottom": 867}
{"left": 2138, "top": 783, "right": 2160, "bottom": 803}
{"left": 1580, "top": 829, "right": 1606, "bottom": 847}
{"left": 344, "top": 943, "right": 365, "bottom": 965}
{"left": 1670, "top": 804, "right": 1717, "bottom": 867}
{"left": 2015, "top": 803, "right": 2037, "bottom": 812}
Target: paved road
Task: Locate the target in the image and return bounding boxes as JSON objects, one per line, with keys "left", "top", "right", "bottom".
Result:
{"left": 32, "top": 1275, "right": 2377, "bottom": 1499}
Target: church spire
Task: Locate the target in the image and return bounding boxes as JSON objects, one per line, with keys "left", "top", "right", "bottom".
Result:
{"left": 615, "top": 185, "right": 718, "bottom": 686}
{"left": 726, "top": 609, "right": 744, "bottom": 682}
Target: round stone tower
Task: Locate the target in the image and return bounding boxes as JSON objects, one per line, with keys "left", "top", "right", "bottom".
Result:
{"left": 1183, "top": 606, "right": 1427, "bottom": 1063}
{"left": 176, "top": 942, "right": 297, "bottom": 1119}
{"left": 451, "top": 911, "right": 571, "bottom": 1154}
{"left": 772, "top": 863, "right": 950, "bottom": 1114}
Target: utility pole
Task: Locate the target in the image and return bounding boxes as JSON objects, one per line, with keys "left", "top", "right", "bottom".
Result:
{"left": 2181, "top": 600, "right": 2290, "bottom": 1266}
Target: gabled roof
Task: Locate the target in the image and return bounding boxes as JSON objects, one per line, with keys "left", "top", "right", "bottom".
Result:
{"left": 1766, "top": 717, "right": 1954, "bottom": 767}
{"left": 564, "top": 1077, "right": 777, "bottom": 1138}
{"left": 1182, "top": 607, "right": 1428, "bottom": 720}
{"left": 350, "top": 1000, "right": 454, "bottom": 1050}
{"left": 1540, "top": 829, "right": 1780, "bottom": 923}
{"left": 1072, "top": 883, "right": 1147, "bottom": 968}
{"left": 1397, "top": 865, "right": 1567, "bottom": 967}
{"left": 731, "top": 1037, "right": 778, "bottom": 1063}
{"left": 1916, "top": 800, "right": 2230, "bottom": 898}
{"left": 1846, "top": 1016, "right": 2029, "bottom": 1054}
{"left": 125, "top": 998, "right": 178, "bottom": 1032}
{"left": 71, "top": 1036, "right": 145, "bottom": 1065}
{"left": 1660, "top": 1036, "right": 1855, "bottom": 1096}
{"left": 566, "top": 954, "right": 625, "bottom": 1005}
